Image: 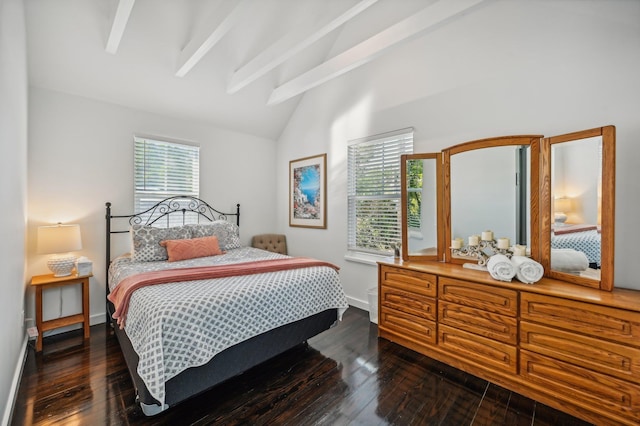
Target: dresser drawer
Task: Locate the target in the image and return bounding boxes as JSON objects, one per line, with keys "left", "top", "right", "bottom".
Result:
{"left": 381, "top": 285, "right": 436, "bottom": 321}
{"left": 380, "top": 307, "right": 437, "bottom": 345}
{"left": 439, "top": 324, "right": 517, "bottom": 374}
{"left": 521, "top": 321, "right": 640, "bottom": 385}
{"left": 439, "top": 277, "right": 517, "bottom": 317}
{"left": 520, "top": 350, "right": 640, "bottom": 424}
{"left": 521, "top": 293, "right": 640, "bottom": 347}
{"left": 379, "top": 265, "right": 437, "bottom": 298}
{"left": 439, "top": 301, "right": 517, "bottom": 344}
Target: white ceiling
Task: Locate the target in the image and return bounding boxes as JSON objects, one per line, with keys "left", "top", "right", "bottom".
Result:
{"left": 25, "top": 0, "right": 485, "bottom": 140}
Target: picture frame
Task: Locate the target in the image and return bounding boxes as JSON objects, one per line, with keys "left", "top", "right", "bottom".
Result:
{"left": 289, "top": 153, "right": 327, "bottom": 229}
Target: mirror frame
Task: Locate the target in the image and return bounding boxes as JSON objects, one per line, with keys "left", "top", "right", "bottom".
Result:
{"left": 540, "top": 125, "right": 615, "bottom": 291}
{"left": 443, "top": 135, "right": 542, "bottom": 264}
{"left": 401, "top": 153, "right": 443, "bottom": 261}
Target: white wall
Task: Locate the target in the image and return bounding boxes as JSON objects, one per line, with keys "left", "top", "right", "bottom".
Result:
{"left": 27, "top": 88, "right": 278, "bottom": 328}
{"left": 552, "top": 137, "right": 601, "bottom": 225}
{"left": 276, "top": 0, "right": 640, "bottom": 310}
{"left": 0, "top": 0, "right": 28, "bottom": 423}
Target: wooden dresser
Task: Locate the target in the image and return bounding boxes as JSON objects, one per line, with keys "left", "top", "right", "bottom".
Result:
{"left": 378, "top": 259, "right": 640, "bottom": 426}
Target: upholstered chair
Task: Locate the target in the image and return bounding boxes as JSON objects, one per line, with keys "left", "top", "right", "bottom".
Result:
{"left": 251, "top": 234, "right": 288, "bottom": 255}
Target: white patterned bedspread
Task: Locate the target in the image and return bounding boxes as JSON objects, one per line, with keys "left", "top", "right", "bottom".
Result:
{"left": 551, "top": 229, "right": 601, "bottom": 266}
{"left": 108, "top": 247, "right": 349, "bottom": 406}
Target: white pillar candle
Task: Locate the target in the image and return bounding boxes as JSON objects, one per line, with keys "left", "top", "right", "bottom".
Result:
{"left": 451, "top": 238, "right": 462, "bottom": 249}
{"left": 481, "top": 230, "right": 494, "bottom": 241}
{"left": 497, "top": 237, "right": 510, "bottom": 249}
{"left": 468, "top": 235, "right": 480, "bottom": 246}
{"left": 513, "top": 245, "right": 526, "bottom": 256}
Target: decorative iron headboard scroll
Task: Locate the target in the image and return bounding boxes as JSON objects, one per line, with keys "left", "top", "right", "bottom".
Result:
{"left": 109, "top": 196, "right": 240, "bottom": 229}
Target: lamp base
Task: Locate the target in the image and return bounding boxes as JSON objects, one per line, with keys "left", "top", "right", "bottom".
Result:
{"left": 47, "top": 254, "right": 77, "bottom": 277}
{"left": 554, "top": 212, "right": 567, "bottom": 224}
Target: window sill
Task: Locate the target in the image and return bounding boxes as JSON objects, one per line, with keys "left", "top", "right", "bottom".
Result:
{"left": 344, "top": 251, "right": 394, "bottom": 266}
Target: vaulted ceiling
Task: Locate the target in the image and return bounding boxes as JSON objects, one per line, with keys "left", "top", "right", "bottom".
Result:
{"left": 25, "top": 0, "right": 487, "bottom": 140}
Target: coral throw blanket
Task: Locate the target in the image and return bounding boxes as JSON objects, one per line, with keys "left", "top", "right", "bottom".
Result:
{"left": 108, "top": 257, "right": 339, "bottom": 328}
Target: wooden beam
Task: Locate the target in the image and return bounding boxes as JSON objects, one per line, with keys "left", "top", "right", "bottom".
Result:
{"left": 227, "top": 0, "right": 378, "bottom": 94}
{"left": 105, "top": 0, "right": 135, "bottom": 54}
{"left": 175, "top": 0, "right": 249, "bottom": 78}
{"left": 267, "top": 0, "right": 486, "bottom": 106}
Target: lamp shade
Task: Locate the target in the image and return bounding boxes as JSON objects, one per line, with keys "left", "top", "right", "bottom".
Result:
{"left": 37, "top": 224, "right": 82, "bottom": 254}
{"left": 37, "top": 224, "right": 82, "bottom": 277}
{"left": 554, "top": 196, "right": 573, "bottom": 214}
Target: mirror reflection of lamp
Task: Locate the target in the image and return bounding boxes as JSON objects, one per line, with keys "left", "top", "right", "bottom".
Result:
{"left": 37, "top": 223, "right": 82, "bottom": 277}
{"left": 553, "top": 196, "right": 573, "bottom": 224}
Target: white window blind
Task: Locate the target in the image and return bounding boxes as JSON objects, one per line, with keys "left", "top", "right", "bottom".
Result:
{"left": 134, "top": 136, "right": 200, "bottom": 225}
{"left": 347, "top": 128, "right": 413, "bottom": 255}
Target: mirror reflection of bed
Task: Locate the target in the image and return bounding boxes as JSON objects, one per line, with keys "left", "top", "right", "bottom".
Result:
{"left": 551, "top": 224, "right": 601, "bottom": 280}
{"left": 550, "top": 135, "right": 602, "bottom": 281}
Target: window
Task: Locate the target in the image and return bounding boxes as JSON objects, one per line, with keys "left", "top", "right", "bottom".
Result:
{"left": 134, "top": 136, "right": 200, "bottom": 225}
{"left": 347, "top": 128, "right": 413, "bottom": 255}
{"left": 406, "top": 158, "right": 424, "bottom": 229}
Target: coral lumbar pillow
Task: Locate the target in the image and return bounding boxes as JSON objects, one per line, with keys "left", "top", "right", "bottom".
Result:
{"left": 160, "top": 236, "right": 224, "bottom": 262}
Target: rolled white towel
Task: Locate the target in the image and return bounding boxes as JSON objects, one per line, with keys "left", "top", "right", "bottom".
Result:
{"left": 511, "top": 256, "right": 544, "bottom": 284}
{"left": 487, "top": 254, "right": 516, "bottom": 282}
{"left": 551, "top": 248, "right": 589, "bottom": 273}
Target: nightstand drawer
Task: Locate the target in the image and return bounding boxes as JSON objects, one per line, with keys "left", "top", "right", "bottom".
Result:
{"left": 439, "top": 277, "right": 517, "bottom": 317}
{"left": 521, "top": 321, "right": 640, "bottom": 385}
{"left": 380, "top": 307, "right": 437, "bottom": 345}
{"left": 521, "top": 293, "right": 640, "bottom": 347}
{"left": 439, "top": 324, "right": 517, "bottom": 374}
{"left": 520, "top": 350, "right": 640, "bottom": 423}
{"left": 381, "top": 285, "right": 436, "bottom": 321}
{"left": 439, "top": 301, "right": 517, "bottom": 344}
{"left": 379, "top": 265, "right": 437, "bottom": 298}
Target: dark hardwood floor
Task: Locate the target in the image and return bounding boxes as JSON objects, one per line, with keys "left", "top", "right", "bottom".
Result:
{"left": 11, "top": 308, "right": 593, "bottom": 425}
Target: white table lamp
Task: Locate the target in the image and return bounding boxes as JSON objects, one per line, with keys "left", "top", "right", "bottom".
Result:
{"left": 553, "top": 196, "right": 573, "bottom": 224}
{"left": 37, "top": 223, "right": 82, "bottom": 277}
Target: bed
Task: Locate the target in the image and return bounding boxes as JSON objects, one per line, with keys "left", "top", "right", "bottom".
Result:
{"left": 105, "top": 196, "right": 349, "bottom": 416}
{"left": 550, "top": 223, "right": 601, "bottom": 268}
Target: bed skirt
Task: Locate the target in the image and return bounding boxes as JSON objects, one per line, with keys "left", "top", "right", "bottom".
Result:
{"left": 107, "top": 300, "right": 338, "bottom": 415}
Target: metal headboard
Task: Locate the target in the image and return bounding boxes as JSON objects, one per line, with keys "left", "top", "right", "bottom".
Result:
{"left": 105, "top": 196, "right": 240, "bottom": 296}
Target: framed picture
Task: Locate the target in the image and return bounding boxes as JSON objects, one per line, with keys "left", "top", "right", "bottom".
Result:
{"left": 289, "top": 153, "right": 327, "bottom": 229}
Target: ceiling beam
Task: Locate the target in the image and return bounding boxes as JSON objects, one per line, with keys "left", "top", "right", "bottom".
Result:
{"left": 175, "top": 0, "right": 249, "bottom": 78}
{"left": 267, "top": 0, "right": 486, "bottom": 106}
{"left": 105, "top": 0, "right": 135, "bottom": 54}
{"left": 227, "top": 0, "right": 378, "bottom": 94}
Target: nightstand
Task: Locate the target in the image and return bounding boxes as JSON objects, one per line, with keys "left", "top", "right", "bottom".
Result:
{"left": 30, "top": 272, "right": 92, "bottom": 352}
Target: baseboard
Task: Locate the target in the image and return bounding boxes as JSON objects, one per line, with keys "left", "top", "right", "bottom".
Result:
{"left": 90, "top": 312, "right": 107, "bottom": 326}
{"left": 2, "top": 334, "right": 28, "bottom": 426}
{"left": 347, "top": 295, "right": 369, "bottom": 311}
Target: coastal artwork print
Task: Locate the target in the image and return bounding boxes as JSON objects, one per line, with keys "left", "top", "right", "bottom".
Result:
{"left": 289, "top": 154, "right": 327, "bottom": 228}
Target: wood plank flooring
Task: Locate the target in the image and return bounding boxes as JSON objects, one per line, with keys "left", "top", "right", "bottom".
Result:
{"left": 11, "top": 308, "right": 593, "bottom": 425}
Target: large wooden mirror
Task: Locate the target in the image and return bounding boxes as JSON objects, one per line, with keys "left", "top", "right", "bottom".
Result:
{"left": 540, "top": 126, "right": 615, "bottom": 291}
{"left": 443, "top": 135, "right": 541, "bottom": 264}
{"left": 401, "top": 153, "right": 443, "bottom": 261}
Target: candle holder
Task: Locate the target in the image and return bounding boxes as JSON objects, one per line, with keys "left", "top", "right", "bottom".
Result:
{"left": 451, "top": 238, "right": 514, "bottom": 266}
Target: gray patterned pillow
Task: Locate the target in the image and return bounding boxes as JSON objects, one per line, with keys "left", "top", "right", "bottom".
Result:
{"left": 130, "top": 225, "right": 191, "bottom": 262}
{"left": 184, "top": 221, "right": 241, "bottom": 250}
